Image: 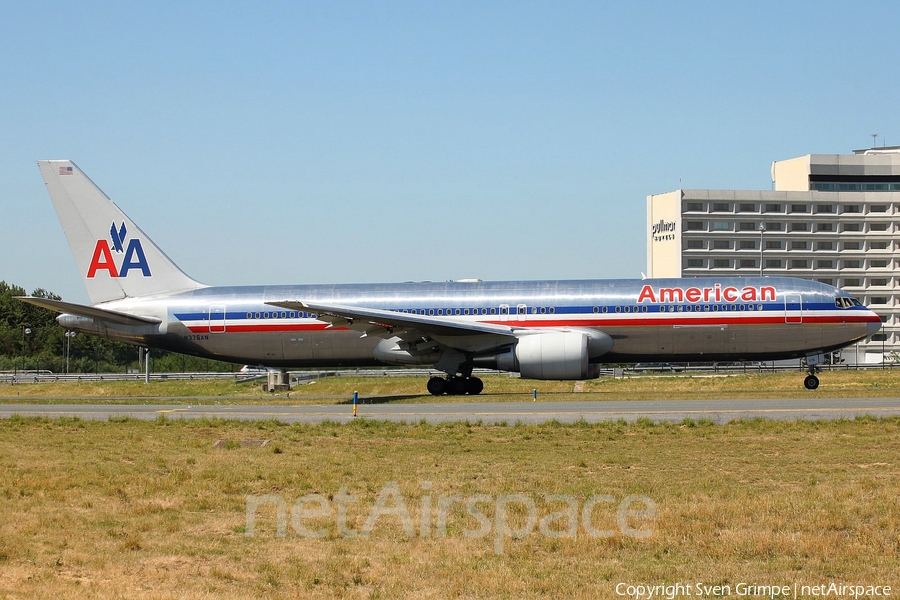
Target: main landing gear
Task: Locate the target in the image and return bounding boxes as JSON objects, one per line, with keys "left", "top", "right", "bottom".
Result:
{"left": 427, "top": 376, "right": 484, "bottom": 396}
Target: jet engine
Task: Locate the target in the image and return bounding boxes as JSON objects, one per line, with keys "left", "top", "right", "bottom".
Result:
{"left": 489, "top": 330, "right": 610, "bottom": 380}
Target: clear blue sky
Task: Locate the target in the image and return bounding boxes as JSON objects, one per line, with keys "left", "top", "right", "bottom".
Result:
{"left": 2, "top": 1, "right": 897, "bottom": 303}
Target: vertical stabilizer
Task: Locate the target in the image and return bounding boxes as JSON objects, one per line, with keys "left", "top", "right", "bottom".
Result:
{"left": 37, "top": 160, "right": 205, "bottom": 304}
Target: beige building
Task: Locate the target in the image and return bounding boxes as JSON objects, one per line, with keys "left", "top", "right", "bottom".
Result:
{"left": 647, "top": 148, "right": 900, "bottom": 363}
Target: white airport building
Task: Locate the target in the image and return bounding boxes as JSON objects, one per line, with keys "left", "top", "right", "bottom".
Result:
{"left": 647, "top": 148, "right": 900, "bottom": 364}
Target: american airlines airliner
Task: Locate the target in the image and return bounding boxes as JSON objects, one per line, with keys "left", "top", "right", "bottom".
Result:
{"left": 19, "top": 160, "right": 882, "bottom": 394}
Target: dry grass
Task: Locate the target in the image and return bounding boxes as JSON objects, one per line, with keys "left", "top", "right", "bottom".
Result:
{"left": 0, "top": 416, "right": 898, "bottom": 598}
{"left": 3, "top": 368, "right": 900, "bottom": 404}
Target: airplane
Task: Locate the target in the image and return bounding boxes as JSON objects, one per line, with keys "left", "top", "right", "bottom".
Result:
{"left": 18, "top": 160, "right": 882, "bottom": 394}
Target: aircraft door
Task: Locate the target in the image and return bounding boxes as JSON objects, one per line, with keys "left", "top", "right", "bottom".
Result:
{"left": 209, "top": 305, "right": 226, "bottom": 333}
{"left": 784, "top": 294, "right": 802, "bottom": 324}
{"left": 499, "top": 304, "right": 510, "bottom": 322}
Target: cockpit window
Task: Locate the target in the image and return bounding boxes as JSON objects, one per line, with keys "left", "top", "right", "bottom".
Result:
{"left": 835, "top": 297, "right": 863, "bottom": 308}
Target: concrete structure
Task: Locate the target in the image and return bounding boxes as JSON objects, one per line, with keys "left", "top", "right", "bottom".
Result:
{"left": 647, "top": 148, "right": 900, "bottom": 364}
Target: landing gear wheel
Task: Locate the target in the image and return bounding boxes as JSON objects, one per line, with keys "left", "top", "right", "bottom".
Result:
{"left": 449, "top": 378, "right": 469, "bottom": 395}
{"left": 427, "top": 376, "right": 448, "bottom": 396}
{"left": 467, "top": 377, "right": 484, "bottom": 395}
{"left": 804, "top": 374, "right": 820, "bottom": 390}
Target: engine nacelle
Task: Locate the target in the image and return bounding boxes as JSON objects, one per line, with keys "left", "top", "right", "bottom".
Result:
{"left": 497, "top": 331, "right": 599, "bottom": 380}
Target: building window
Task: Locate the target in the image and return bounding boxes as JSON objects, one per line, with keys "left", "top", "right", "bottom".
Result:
{"left": 739, "top": 259, "right": 757, "bottom": 269}
{"left": 686, "top": 239, "right": 704, "bottom": 249}
{"left": 870, "top": 223, "right": 890, "bottom": 231}
{"left": 738, "top": 222, "right": 757, "bottom": 231}
{"left": 790, "top": 241, "right": 808, "bottom": 250}
{"left": 765, "top": 240, "right": 783, "bottom": 250}
{"left": 765, "top": 259, "right": 783, "bottom": 269}
{"left": 713, "top": 240, "right": 731, "bottom": 249}
{"left": 872, "top": 278, "right": 890, "bottom": 286}
{"left": 817, "top": 278, "right": 835, "bottom": 285}
{"left": 870, "top": 205, "right": 888, "bottom": 213}
{"left": 790, "top": 204, "right": 808, "bottom": 213}
{"left": 843, "top": 205, "right": 861, "bottom": 214}
{"left": 686, "top": 202, "right": 704, "bottom": 212}
{"left": 790, "top": 259, "right": 809, "bottom": 269}
{"left": 712, "top": 203, "right": 730, "bottom": 212}
{"left": 711, "top": 221, "right": 731, "bottom": 231}
{"left": 843, "top": 223, "right": 862, "bottom": 232}
{"left": 766, "top": 222, "right": 783, "bottom": 231}
{"left": 816, "top": 241, "right": 833, "bottom": 250}
{"left": 764, "top": 203, "right": 783, "bottom": 213}
{"left": 843, "top": 241, "right": 861, "bottom": 251}
{"left": 872, "top": 260, "right": 890, "bottom": 268}
{"left": 713, "top": 259, "right": 731, "bottom": 268}
{"left": 870, "top": 241, "right": 889, "bottom": 250}
{"left": 686, "top": 221, "right": 704, "bottom": 231}
{"left": 739, "top": 240, "right": 756, "bottom": 250}
{"left": 686, "top": 259, "right": 704, "bottom": 268}
{"left": 815, "top": 204, "right": 834, "bottom": 214}
{"left": 816, "top": 223, "right": 834, "bottom": 232}
{"left": 738, "top": 203, "right": 756, "bottom": 212}
{"left": 817, "top": 260, "right": 833, "bottom": 268}
{"left": 844, "top": 278, "right": 861, "bottom": 286}
{"left": 844, "top": 260, "right": 861, "bottom": 268}
{"left": 871, "top": 297, "right": 888, "bottom": 305}
{"left": 790, "top": 222, "right": 808, "bottom": 232}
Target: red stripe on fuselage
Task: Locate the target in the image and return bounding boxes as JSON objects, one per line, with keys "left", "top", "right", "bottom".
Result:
{"left": 183, "top": 312, "right": 878, "bottom": 334}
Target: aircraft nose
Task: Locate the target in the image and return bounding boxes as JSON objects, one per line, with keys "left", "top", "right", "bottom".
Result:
{"left": 868, "top": 313, "right": 884, "bottom": 337}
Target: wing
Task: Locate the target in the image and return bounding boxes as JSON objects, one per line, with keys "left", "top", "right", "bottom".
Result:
{"left": 266, "top": 299, "right": 520, "bottom": 340}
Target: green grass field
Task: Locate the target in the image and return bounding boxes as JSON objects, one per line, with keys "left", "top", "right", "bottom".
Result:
{"left": 0, "top": 416, "right": 898, "bottom": 598}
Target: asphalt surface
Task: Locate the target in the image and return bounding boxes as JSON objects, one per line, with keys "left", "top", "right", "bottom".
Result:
{"left": 1, "top": 397, "right": 899, "bottom": 425}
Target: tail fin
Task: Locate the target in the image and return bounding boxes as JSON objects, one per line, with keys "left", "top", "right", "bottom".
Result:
{"left": 37, "top": 160, "right": 205, "bottom": 304}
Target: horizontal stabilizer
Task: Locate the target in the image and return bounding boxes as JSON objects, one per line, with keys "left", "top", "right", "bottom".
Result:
{"left": 16, "top": 296, "right": 162, "bottom": 326}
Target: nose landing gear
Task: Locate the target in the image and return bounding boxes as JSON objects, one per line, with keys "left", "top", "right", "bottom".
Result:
{"left": 803, "top": 373, "right": 820, "bottom": 390}
{"left": 803, "top": 353, "right": 824, "bottom": 390}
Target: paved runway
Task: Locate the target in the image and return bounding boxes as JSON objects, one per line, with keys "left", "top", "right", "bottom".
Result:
{"left": 1, "top": 397, "right": 898, "bottom": 425}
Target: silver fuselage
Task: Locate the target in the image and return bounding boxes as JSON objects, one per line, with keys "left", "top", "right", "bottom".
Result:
{"left": 61, "top": 276, "right": 882, "bottom": 369}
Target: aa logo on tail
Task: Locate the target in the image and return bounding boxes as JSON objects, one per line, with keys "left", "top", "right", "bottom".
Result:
{"left": 87, "top": 221, "right": 151, "bottom": 278}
